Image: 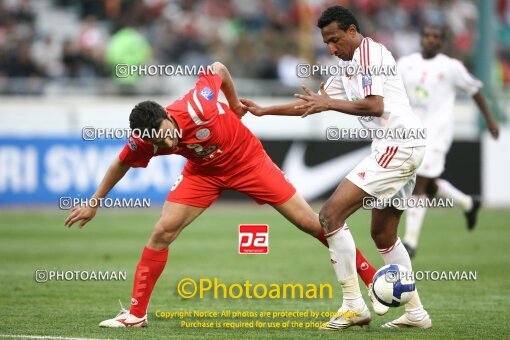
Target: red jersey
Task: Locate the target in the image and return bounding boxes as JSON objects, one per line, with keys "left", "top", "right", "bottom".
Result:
{"left": 119, "top": 73, "right": 266, "bottom": 175}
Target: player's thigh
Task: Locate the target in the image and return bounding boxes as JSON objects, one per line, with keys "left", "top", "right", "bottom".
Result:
{"left": 229, "top": 156, "right": 296, "bottom": 207}
{"left": 348, "top": 145, "right": 425, "bottom": 201}
{"left": 271, "top": 192, "right": 320, "bottom": 235}
{"left": 426, "top": 178, "right": 439, "bottom": 197}
{"left": 319, "top": 178, "right": 368, "bottom": 232}
{"left": 322, "top": 144, "right": 418, "bottom": 230}
{"left": 230, "top": 159, "right": 320, "bottom": 233}
{"left": 159, "top": 201, "right": 206, "bottom": 231}
{"left": 166, "top": 168, "right": 222, "bottom": 208}
{"left": 371, "top": 206, "right": 403, "bottom": 248}
{"left": 413, "top": 175, "right": 433, "bottom": 195}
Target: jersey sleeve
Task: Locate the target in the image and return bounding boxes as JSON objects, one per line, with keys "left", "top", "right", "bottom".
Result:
{"left": 450, "top": 59, "right": 482, "bottom": 96}
{"left": 322, "top": 76, "right": 347, "bottom": 100}
{"left": 190, "top": 72, "right": 223, "bottom": 120}
{"left": 355, "top": 39, "right": 385, "bottom": 98}
{"left": 118, "top": 136, "right": 153, "bottom": 168}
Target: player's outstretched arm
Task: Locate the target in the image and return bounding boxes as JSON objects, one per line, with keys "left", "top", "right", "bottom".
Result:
{"left": 240, "top": 98, "right": 308, "bottom": 117}
{"left": 64, "top": 157, "right": 130, "bottom": 228}
{"left": 472, "top": 91, "right": 500, "bottom": 139}
{"left": 211, "top": 61, "right": 246, "bottom": 118}
{"left": 295, "top": 83, "right": 384, "bottom": 118}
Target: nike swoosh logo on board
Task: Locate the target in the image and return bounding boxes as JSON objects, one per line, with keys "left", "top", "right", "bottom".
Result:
{"left": 282, "top": 142, "right": 370, "bottom": 200}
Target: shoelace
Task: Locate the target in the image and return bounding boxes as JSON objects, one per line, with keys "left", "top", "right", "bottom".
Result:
{"left": 116, "top": 299, "right": 128, "bottom": 317}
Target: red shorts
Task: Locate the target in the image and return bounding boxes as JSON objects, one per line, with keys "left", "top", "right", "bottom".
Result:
{"left": 166, "top": 155, "right": 296, "bottom": 208}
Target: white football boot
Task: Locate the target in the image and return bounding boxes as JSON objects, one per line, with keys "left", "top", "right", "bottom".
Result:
{"left": 368, "top": 283, "right": 390, "bottom": 315}
{"left": 382, "top": 312, "right": 432, "bottom": 329}
{"left": 319, "top": 303, "right": 371, "bottom": 330}
{"left": 99, "top": 301, "right": 148, "bottom": 328}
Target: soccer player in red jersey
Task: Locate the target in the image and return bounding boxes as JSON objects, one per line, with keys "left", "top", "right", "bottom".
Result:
{"left": 64, "top": 61, "right": 386, "bottom": 328}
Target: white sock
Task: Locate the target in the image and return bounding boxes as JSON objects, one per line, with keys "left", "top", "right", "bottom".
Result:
{"left": 403, "top": 197, "right": 428, "bottom": 249}
{"left": 378, "top": 238, "right": 427, "bottom": 317}
{"left": 378, "top": 237, "right": 412, "bottom": 271}
{"left": 326, "top": 224, "right": 363, "bottom": 310}
{"left": 436, "top": 179, "right": 473, "bottom": 211}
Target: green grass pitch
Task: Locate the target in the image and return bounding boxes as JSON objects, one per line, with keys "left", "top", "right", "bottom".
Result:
{"left": 1, "top": 204, "right": 509, "bottom": 339}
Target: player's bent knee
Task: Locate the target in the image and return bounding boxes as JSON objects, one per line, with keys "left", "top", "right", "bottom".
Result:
{"left": 370, "top": 226, "right": 396, "bottom": 249}
{"left": 149, "top": 228, "right": 177, "bottom": 247}
{"left": 319, "top": 202, "right": 345, "bottom": 233}
{"left": 370, "top": 228, "right": 383, "bottom": 246}
{"left": 319, "top": 205, "right": 341, "bottom": 233}
{"left": 150, "top": 219, "right": 182, "bottom": 245}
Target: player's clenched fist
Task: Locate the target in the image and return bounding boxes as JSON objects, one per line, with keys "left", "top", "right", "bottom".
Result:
{"left": 65, "top": 206, "right": 97, "bottom": 228}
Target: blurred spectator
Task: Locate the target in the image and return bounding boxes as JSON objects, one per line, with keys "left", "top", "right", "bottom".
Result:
{"left": 392, "top": 23, "right": 420, "bottom": 58}
{"left": 31, "top": 35, "right": 63, "bottom": 77}
{"left": 62, "top": 39, "right": 89, "bottom": 78}
{"left": 277, "top": 43, "right": 307, "bottom": 87}
{"left": 6, "top": 40, "right": 42, "bottom": 77}
{"left": 10, "top": 0, "right": 35, "bottom": 25}
{"left": 78, "top": 16, "right": 106, "bottom": 59}
{"left": 0, "top": 0, "right": 509, "bottom": 92}
{"left": 0, "top": 0, "right": 9, "bottom": 27}
{"left": 5, "top": 40, "right": 44, "bottom": 94}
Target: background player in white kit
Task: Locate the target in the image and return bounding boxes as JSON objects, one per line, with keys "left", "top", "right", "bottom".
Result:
{"left": 398, "top": 25, "right": 500, "bottom": 258}
{"left": 242, "top": 5, "right": 432, "bottom": 330}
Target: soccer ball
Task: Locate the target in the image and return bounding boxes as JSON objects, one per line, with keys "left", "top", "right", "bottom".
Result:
{"left": 371, "top": 264, "right": 416, "bottom": 307}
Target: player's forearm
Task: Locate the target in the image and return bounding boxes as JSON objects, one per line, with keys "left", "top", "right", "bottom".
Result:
{"left": 212, "top": 62, "right": 240, "bottom": 110}
{"left": 91, "top": 158, "right": 130, "bottom": 201}
{"left": 473, "top": 91, "right": 497, "bottom": 124}
{"left": 261, "top": 100, "right": 307, "bottom": 116}
{"left": 326, "top": 97, "right": 383, "bottom": 117}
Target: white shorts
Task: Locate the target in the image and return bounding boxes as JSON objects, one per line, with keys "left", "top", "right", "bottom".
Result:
{"left": 346, "top": 144, "right": 426, "bottom": 210}
{"left": 416, "top": 144, "right": 446, "bottom": 178}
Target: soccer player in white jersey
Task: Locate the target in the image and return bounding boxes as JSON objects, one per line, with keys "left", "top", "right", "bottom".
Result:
{"left": 242, "top": 5, "right": 431, "bottom": 330}
{"left": 398, "top": 25, "right": 500, "bottom": 258}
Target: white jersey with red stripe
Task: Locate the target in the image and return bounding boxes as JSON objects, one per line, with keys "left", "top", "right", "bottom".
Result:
{"left": 324, "top": 37, "right": 425, "bottom": 148}
{"left": 397, "top": 52, "right": 482, "bottom": 153}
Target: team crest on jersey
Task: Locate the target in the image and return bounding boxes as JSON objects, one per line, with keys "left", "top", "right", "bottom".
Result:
{"left": 128, "top": 137, "right": 137, "bottom": 151}
{"left": 362, "top": 74, "right": 372, "bottom": 88}
{"left": 200, "top": 87, "right": 215, "bottom": 101}
{"left": 196, "top": 128, "right": 210, "bottom": 140}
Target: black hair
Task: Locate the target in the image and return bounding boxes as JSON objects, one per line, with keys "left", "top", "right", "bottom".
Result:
{"left": 129, "top": 100, "right": 168, "bottom": 137}
{"left": 421, "top": 24, "right": 447, "bottom": 41}
{"left": 317, "top": 5, "right": 360, "bottom": 32}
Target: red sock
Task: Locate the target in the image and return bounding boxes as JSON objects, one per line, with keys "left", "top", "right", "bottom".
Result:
{"left": 129, "top": 246, "right": 168, "bottom": 318}
{"left": 355, "top": 247, "right": 377, "bottom": 287}
{"left": 314, "top": 229, "right": 329, "bottom": 247}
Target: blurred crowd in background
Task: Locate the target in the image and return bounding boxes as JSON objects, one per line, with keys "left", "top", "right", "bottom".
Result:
{"left": 0, "top": 0, "right": 509, "bottom": 94}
